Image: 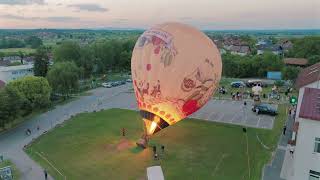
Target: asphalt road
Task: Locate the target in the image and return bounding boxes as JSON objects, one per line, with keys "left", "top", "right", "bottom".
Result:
{"left": 0, "top": 83, "right": 276, "bottom": 179}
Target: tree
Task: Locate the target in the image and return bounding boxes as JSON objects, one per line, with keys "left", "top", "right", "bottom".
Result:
{"left": 0, "top": 86, "right": 23, "bottom": 128}
{"left": 282, "top": 66, "right": 301, "bottom": 80}
{"left": 308, "top": 55, "right": 320, "bottom": 66}
{"left": 25, "top": 36, "right": 43, "bottom": 49}
{"left": 34, "top": 46, "right": 49, "bottom": 77}
{"left": 79, "top": 46, "right": 94, "bottom": 78}
{"left": 92, "top": 40, "right": 115, "bottom": 72}
{"left": 288, "top": 36, "right": 320, "bottom": 58}
{"left": 47, "top": 62, "right": 80, "bottom": 97}
{"left": 7, "top": 76, "right": 51, "bottom": 111}
{"left": 18, "top": 51, "right": 24, "bottom": 64}
{"left": 119, "top": 51, "right": 131, "bottom": 71}
{"left": 53, "top": 41, "right": 81, "bottom": 63}
{"left": 0, "top": 51, "right": 5, "bottom": 61}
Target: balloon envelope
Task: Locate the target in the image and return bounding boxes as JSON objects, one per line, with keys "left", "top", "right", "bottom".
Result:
{"left": 131, "top": 22, "right": 222, "bottom": 135}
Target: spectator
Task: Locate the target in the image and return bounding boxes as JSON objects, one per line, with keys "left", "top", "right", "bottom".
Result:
{"left": 289, "top": 145, "right": 295, "bottom": 157}
{"left": 283, "top": 125, "right": 287, "bottom": 135}
{"left": 44, "top": 169, "right": 48, "bottom": 180}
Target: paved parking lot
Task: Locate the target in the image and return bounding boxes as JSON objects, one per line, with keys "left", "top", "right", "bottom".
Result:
{"left": 97, "top": 89, "right": 276, "bottom": 130}
{"left": 191, "top": 99, "right": 276, "bottom": 129}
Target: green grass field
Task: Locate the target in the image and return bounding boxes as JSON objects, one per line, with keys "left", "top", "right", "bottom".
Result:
{"left": 25, "top": 107, "right": 286, "bottom": 180}
{"left": 0, "top": 48, "right": 36, "bottom": 54}
{"left": 0, "top": 160, "right": 20, "bottom": 179}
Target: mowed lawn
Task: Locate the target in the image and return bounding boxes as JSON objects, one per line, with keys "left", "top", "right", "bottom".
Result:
{"left": 25, "top": 106, "right": 286, "bottom": 180}
{"left": 0, "top": 48, "right": 35, "bottom": 54}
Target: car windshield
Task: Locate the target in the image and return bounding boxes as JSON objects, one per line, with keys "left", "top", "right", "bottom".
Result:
{"left": 261, "top": 104, "right": 273, "bottom": 109}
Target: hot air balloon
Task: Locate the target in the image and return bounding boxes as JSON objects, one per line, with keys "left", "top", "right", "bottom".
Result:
{"left": 131, "top": 22, "right": 222, "bottom": 148}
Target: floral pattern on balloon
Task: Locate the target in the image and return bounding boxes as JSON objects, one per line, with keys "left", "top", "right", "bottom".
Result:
{"left": 137, "top": 28, "right": 178, "bottom": 67}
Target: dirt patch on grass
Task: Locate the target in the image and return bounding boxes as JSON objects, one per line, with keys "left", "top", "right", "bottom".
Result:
{"left": 105, "top": 138, "right": 134, "bottom": 152}
{"left": 117, "top": 138, "right": 134, "bottom": 151}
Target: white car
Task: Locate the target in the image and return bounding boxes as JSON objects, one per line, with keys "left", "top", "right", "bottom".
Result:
{"left": 126, "top": 79, "right": 132, "bottom": 82}
{"left": 102, "top": 82, "right": 112, "bottom": 88}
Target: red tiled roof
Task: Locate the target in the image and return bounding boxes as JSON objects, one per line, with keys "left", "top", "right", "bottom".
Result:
{"left": 295, "top": 62, "right": 320, "bottom": 88}
{"left": 284, "top": 58, "right": 308, "bottom": 66}
{"left": 0, "top": 80, "right": 5, "bottom": 88}
{"left": 299, "top": 87, "right": 320, "bottom": 121}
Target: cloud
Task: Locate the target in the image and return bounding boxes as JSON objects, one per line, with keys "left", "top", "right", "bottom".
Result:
{"left": 112, "top": 18, "right": 128, "bottom": 23}
{"left": 67, "top": 3, "right": 108, "bottom": 12}
{"left": 0, "top": 14, "right": 80, "bottom": 22}
{"left": 0, "top": 0, "right": 45, "bottom": 5}
{"left": 180, "top": 17, "right": 192, "bottom": 20}
{"left": 44, "top": 16, "right": 80, "bottom": 22}
{"left": 0, "top": 14, "right": 39, "bottom": 20}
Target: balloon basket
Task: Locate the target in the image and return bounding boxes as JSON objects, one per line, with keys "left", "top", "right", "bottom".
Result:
{"left": 136, "top": 135, "right": 149, "bottom": 149}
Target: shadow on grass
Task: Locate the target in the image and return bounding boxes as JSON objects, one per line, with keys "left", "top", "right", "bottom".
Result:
{"left": 130, "top": 146, "right": 145, "bottom": 154}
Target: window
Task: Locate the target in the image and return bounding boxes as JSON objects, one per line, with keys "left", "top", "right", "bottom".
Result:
{"left": 309, "top": 170, "right": 320, "bottom": 180}
{"left": 314, "top": 137, "right": 320, "bottom": 153}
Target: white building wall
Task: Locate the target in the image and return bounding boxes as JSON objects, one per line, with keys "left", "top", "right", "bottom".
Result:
{"left": 292, "top": 118, "right": 320, "bottom": 180}
{"left": 0, "top": 65, "right": 33, "bottom": 83}
{"left": 295, "top": 80, "right": 320, "bottom": 121}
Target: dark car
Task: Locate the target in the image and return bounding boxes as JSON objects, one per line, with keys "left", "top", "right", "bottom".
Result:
{"left": 120, "top": 80, "right": 126, "bottom": 85}
{"left": 252, "top": 103, "right": 277, "bottom": 116}
{"left": 246, "top": 80, "right": 268, "bottom": 88}
{"left": 230, "top": 81, "right": 245, "bottom": 88}
{"left": 111, "top": 82, "right": 118, "bottom": 86}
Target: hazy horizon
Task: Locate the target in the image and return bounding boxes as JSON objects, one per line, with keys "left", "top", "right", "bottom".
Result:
{"left": 0, "top": 0, "right": 319, "bottom": 30}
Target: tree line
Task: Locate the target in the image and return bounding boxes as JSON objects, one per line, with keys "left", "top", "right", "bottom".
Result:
{"left": 0, "top": 36, "right": 43, "bottom": 49}
{"left": 0, "top": 38, "right": 136, "bottom": 129}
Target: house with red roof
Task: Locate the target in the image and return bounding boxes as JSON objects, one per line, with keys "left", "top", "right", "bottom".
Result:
{"left": 290, "top": 62, "right": 320, "bottom": 180}
{"left": 295, "top": 62, "right": 320, "bottom": 119}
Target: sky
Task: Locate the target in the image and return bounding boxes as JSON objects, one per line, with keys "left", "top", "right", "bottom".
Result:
{"left": 0, "top": 0, "right": 319, "bottom": 30}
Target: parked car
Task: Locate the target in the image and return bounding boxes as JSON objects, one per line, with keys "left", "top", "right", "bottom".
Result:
{"left": 111, "top": 82, "right": 118, "bottom": 86}
{"left": 120, "top": 80, "right": 126, "bottom": 85}
{"left": 246, "top": 80, "right": 267, "bottom": 87}
{"left": 252, "top": 103, "right": 277, "bottom": 116}
{"left": 230, "top": 81, "right": 245, "bottom": 88}
{"left": 102, "top": 82, "right": 112, "bottom": 88}
{"left": 269, "top": 93, "right": 281, "bottom": 100}
{"left": 126, "top": 79, "right": 132, "bottom": 82}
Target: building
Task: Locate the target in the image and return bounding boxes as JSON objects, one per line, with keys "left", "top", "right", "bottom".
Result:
{"left": 279, "top": 40, "right": 293, "bottom": 51}
{"left": 228, "top": 45, "right": 251, "bottom": 56}
{"left": 290, "top": 62, "right": 320, "bottom": 180}
{"left": 257, "top": 44, "right": 283, "bottom": 55}
{"left": 284, "top": 58, "right": 309, "bottom": 67}
{"left": 295, "top": 62, "right": 320, "bottom": 117}
{"left": 0, "top": 64, "right": 34, "bottom": 85}
{"left": 291, "top": 87, "right": 320, "bottom": 180}
{"left": 267, "top": 71, "right": 282, "bottom": 80}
